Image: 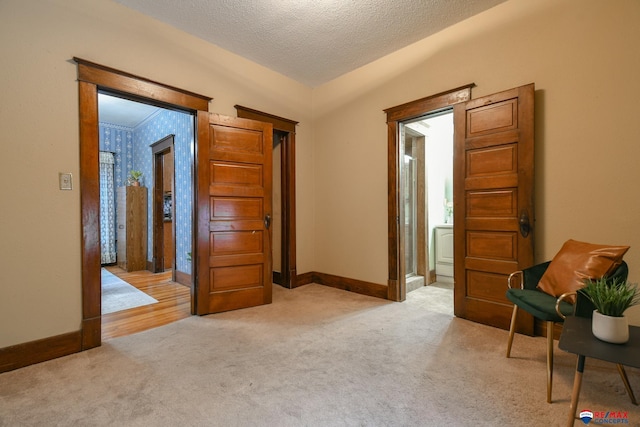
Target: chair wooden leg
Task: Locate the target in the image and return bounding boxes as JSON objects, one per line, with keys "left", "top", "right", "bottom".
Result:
{"left": 616, "top": 364, "right": 638, "bottom": 405}
{"left": 506, "top": 305, "right": 518, "bottom": 358}
{"left": 547, "top": 321, "right": 554, "bottom": 404}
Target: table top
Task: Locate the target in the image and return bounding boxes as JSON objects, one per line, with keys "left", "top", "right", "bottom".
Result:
{"left": 559, "top": 316, "right": 640, "bottom": 368}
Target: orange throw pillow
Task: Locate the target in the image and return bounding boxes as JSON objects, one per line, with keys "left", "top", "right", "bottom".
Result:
{"left": 537, "top": 239, "right": 629, "bottom": 303}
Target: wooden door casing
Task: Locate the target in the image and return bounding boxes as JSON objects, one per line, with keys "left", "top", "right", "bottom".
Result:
{"left": 384, "top": 85, "right": 475, "bottom": 302}
{"left": 151, "top": 135, "right": 176, "bottom": 276}
{"left": 453, "top": 83, "right": 535, "bottom": 333}
{"left": 235, "top": 105, "right": 299, "bottom": 289}
{"left": 196, "top": 113, "right": 273, "bottom": 314}
{"left": 76, "top": 57, "right": 211, "bottom": 348}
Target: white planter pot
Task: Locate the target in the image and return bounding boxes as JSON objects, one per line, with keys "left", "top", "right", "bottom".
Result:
{"left": 592, "top": 310, "right": 629, "bottom": 344}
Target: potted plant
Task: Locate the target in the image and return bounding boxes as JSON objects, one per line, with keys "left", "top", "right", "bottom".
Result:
{"left": 127, "top": 170, "right": 143, "bottom": 186}
{"left": 580, "top": 277, "right": 639, "bottom": 344}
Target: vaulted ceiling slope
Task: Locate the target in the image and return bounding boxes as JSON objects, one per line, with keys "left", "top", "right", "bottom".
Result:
{"left": 113, "top": 0, "right": 506, "bottom": 87}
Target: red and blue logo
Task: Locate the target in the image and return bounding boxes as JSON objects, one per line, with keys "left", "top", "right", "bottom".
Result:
{"left": 580, "top": 410, "right": 594, "bottom": 424}
{"left": 580, "top": 409, "right": 629, "bottom": 424}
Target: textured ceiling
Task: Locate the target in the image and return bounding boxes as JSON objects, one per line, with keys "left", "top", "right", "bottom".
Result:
{"left": 101, "top": 0, "right": 506, "bottom": 126}
{"left": 112, "top": 0, "right": 506, "bottom": 87}
{"left": 99, "top": 93, "right": 161, "bottom": 128}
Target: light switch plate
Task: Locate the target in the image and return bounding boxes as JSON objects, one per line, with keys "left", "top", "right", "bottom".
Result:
{"left": 59, "top": 172, "right": 73, "bottom": 190}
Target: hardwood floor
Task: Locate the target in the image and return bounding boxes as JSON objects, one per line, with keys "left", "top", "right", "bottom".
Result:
{"left": 101, "top": 266, "right": 191, "bottom": 341}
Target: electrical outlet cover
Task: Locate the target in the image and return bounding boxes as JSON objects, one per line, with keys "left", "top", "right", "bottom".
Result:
{"left": 59, "top": 172, "right": 72, "bottom": 190}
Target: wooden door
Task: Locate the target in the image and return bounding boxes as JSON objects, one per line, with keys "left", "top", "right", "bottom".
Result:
{"left": 151, "top": 135, "right": 175, "bottom": 275}
{"left": 195, "top": 113, "right": 273, "bottom": 314}
{"left": 453, "top": 84, "right": 535, "bottom": 333}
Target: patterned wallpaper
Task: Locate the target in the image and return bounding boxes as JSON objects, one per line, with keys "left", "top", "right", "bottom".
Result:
{"left": 99, "top": 108, "right": 194, "bottom": 275}
{"left": 99, "top": 124, "right": 134, "bottom": 188}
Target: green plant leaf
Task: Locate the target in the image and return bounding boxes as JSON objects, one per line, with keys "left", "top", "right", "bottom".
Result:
{"left": 581, "top": 277, "right": 640, "bottom": 317}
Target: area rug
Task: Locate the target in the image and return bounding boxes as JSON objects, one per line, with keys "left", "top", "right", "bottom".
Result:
{"left": 101, "top": 268, "right": 158, "bottom": 314}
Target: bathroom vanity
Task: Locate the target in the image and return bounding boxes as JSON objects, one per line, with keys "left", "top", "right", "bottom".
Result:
{"left": 435, "top": 224, "right": 453, "bottom": 283}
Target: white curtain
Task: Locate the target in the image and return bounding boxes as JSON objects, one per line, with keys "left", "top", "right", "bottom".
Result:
{"left": 99, "top": 152, "right": 116, "bottom": 264}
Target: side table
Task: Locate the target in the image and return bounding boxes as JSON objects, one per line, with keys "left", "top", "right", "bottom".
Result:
{"left": 558, "top": 316, "right": 639, "bottom": 427}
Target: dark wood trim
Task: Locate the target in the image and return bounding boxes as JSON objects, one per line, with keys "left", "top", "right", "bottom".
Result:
{"left": 175, "top": 270, "right": 192, "bottom": 288}
{"left": 295, "top": 271, "right": 314, "bottom": 287}
{"left": 429, "top": 269, "right": 436, "bottom": 284}
{"left": 0, "top": 331, "right": 82, "bottom": 373}
{"left": 79, "top": 80, "right": 102, "bottom": 349}
{"left": 235, "top": 105, "right": 298, "bottom": 289}
{"left": 146, "top": 261, "right": 192, "bottom": 288}
{"left": 152, "top": 153, "right": 164, "bottom": 273}
{"left": 402, "top": 129, "right": 427, "bottom": 279}
{"left": 282, "top": 130, "right": 297, "bottom": 288}
{"left": 386, "top": 120, "right": 400, "bottom": 301}
{"left": 383, "top": 84, "right": 475, "bottom": 122}
{"left": 151, "top": 135, "right": 176, "bottom": 277}
{"left": 194, "top": 110, "right": 210, "bottom": 315}
{"left": 142, "top": 263, "right": 191, "bottom": 287}
{"left": 81, "top": 317, "right": 101, "bottom": 350}
{"left": 384, "top": 85, "right": 474, "bottom": 302}
{"left": 314, "top": 272, "right": 388, "bottom": 299}
{"left": 74, "top": 57, "right": 211, "bottom": 111}
{"left": 292, "top": 271, "right": 388, "bottom": 300}
{"left": 75, "top": 59, "right": 210, "bottom": 360}
{"left": 415, "top": 135, "right": 427, "bottom": 278}
{"left": 234, "top": 105, "right": 297, "bottom": 132}
{"left": 273, "top": 271, "right": 283, "bottom": 285}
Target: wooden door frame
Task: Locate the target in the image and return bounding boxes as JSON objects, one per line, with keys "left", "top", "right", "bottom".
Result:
{"left": 151, "top": 135, "right": 175, "bottom": 277}
{"left": 74, "top": 57, "right": 211, "bottom": 349}
{"left": 235, "top": 105, "right": 298, "bottom": 289}
{"left": 402, "top": 128, "right": 427, "bottom": 282}
{"left": 383, "top": 84, "right": 474, "bottom": 302}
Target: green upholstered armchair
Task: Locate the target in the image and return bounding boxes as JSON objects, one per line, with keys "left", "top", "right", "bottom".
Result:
{"left": 505, "top": 261, "right": 629, "bottom": 403}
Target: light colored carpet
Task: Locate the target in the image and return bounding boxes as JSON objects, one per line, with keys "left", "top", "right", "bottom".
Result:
{"left": 101, "top": 268, "right": 157, "bottom": 315}
{"left": 410, "top": 281, "right": 453, "bottom": 316}
{"left": 1, "top": 283, "right": 639, "bottom": 426}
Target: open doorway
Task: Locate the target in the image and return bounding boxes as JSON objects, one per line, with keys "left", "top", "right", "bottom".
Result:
{"left": 401, "top": 111, "right": 454, "bottom": 314}
{"left": 151, "top": 134, "right": 176, "bottom": 276}
{"left": 98, "top": 94, "right": 194, "bottom": 284}
{"left": 77, "top": 59, "right": 299, "bottom": 347}
{"left": 386, "top": 83, "right": 535, "bottom": 332}
{"left": 384, "top": 84, "right": 473, "bottom": 305}
{"left": 76, "top": 57, "right": 212, "bottom": 349}
{"left": 97, "top": 93, "right": 194, "bottom": 339}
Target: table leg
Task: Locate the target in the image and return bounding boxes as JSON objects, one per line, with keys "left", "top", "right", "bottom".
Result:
{"left": 616, "top": 364, "right": 638, "bottom": 405}
{"left": 567, "top": 355, "right": 585, "bottom": 427}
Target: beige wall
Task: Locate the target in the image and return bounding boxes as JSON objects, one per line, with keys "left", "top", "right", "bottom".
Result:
{"left": 312, "top": 0, "right": 640, "bottom": 321}
{"left": 0, "top": 0, "right": 314, "bottom": 348}
{"left": 2, "top": 0, "right": 640, "bottom": 349}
